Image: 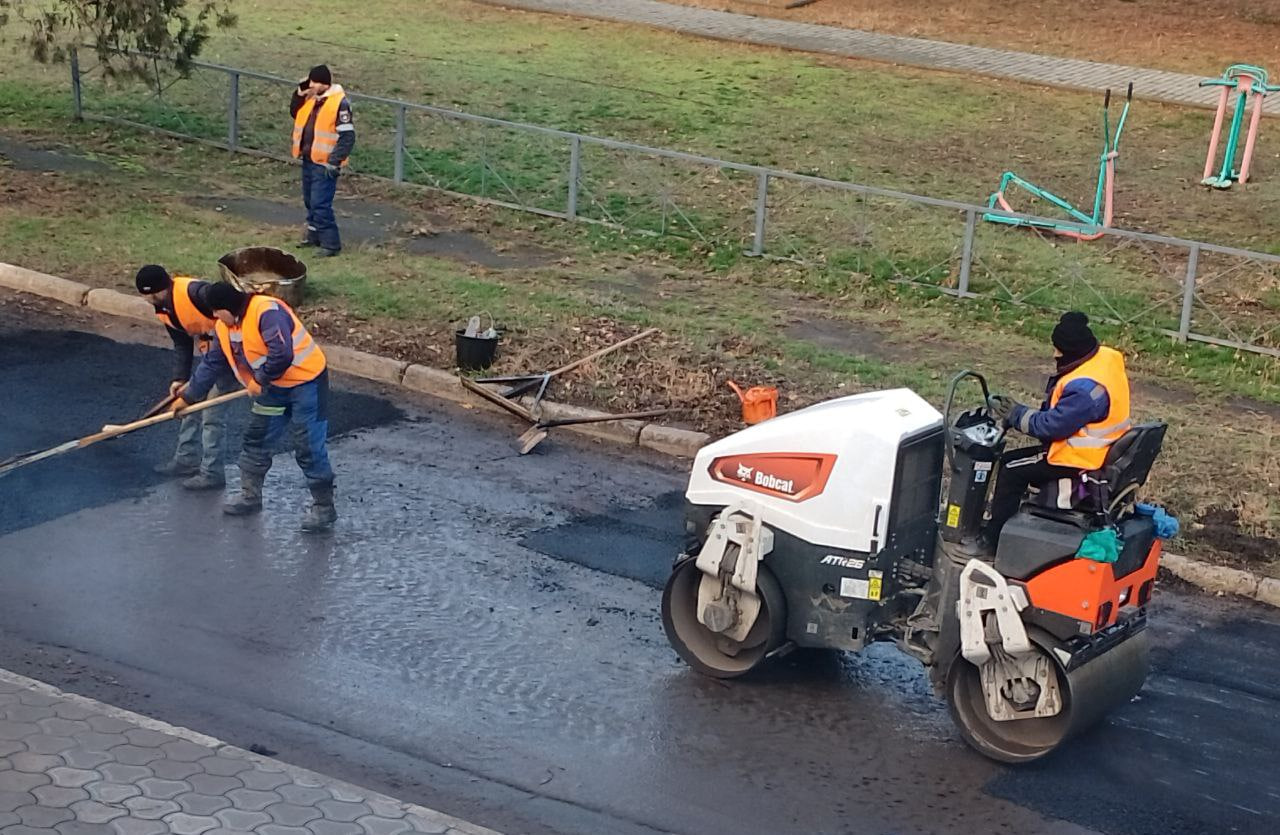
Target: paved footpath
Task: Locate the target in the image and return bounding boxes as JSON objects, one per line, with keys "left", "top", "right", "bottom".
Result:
{"left": 0, "top": 670, "right": 498, "bottom": 835}
{"left": 477, "top": 0, "right": 1222, "bottom": 109}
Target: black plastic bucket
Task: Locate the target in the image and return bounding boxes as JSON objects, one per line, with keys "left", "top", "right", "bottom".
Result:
{"left": 455, "top": 330, "right": 499, "bottom": 371}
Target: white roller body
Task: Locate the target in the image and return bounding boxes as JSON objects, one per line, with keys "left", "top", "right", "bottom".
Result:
{"left": 687, "top": 388, "right": 943, "bottom": 551}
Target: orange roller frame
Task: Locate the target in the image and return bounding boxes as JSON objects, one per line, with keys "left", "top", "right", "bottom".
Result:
{"left": 1023, "top": 540, "right": 1162, "bottom": 632}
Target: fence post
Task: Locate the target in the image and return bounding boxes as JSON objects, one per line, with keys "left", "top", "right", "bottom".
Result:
{"left": 394, "top": 105, "right": 406, "bottom": 184}
{"left": 1179, "top": 244, "right": 1200, "bottom": 342}
{"left": 566, "top": 136, "right": 582, "bottom": 219}
{"left": 957, "top": 208, "right": 977, "bottom": 297}
{"left": 69, "top": 48, "right": 83, "bottom": 121}
{"left": 227, "top": 72, "right": 240, "bottom": 150}
{"left": 750, "top": 172, "right": 769, "bottom": 256}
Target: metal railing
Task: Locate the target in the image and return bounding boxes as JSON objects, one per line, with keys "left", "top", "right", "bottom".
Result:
{"left": 67, "top": 49, "right": 1280, "bottom": 359}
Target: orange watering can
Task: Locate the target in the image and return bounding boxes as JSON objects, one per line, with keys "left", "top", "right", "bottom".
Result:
{"left": 727, "top": 380, "right": 778, "bottom": 425}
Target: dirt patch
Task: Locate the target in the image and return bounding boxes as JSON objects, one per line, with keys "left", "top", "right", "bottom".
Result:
{"left": 0, "top": 137, "right": 111, "bottom": 175}
{"left": 1133, "top": 380, "right": 1199, "bottom": 408}
{"left": 186, "top": 194, "right": 555, "bottom": 268}
{"left": 402, "top": 228, "right": 554, "bottom": 269}
{"left": 1192, "top": 506, "right": 1276, "bottom": 565}
{"left": 304, "top": 306, "right": 750, "bottom": 433}
{"left": 0, "top": 167, "right": 92, "bottom": 212}
{"left": 1228, "top": 396, "right": 1280, "bottom": 421}
{"left": 784, "top": 316, "right": 896, "bottom": 360}
{"left": 187, "top": 194, "right": 408, "bottom": 245}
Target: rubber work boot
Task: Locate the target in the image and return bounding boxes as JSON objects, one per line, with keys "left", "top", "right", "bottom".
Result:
{"left": 222, "top": 471, "right": 265, "bottom": 516}
{"left": 154, "top": 459, "right": 198, "bottom": 478}
{"left": 181, "top": 471, "right": 226, "bottom": 491}
{"left": 300, "top": 484, "right": 337, "bottom": 533}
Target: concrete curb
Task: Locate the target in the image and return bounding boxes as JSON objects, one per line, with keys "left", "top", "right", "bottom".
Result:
{"left": 0, "top": 262, "right": 91, "bottom": 307}
{"left": 0, "top": 668, "right": 501, "bottom": 835}
{"left": 85, "top": 287, "right": 156, "bottom": 321}
{"left": 324, "top": 343, "right": 410, "bottom": 386}
{"left": 0, "top": 262, "right": 712, "bottom": 458}
{"left": 1161, "top": 552, "right": 1280, "bottom": 608}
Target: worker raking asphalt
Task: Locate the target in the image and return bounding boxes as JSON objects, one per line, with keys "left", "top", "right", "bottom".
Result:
{"left": 0, "top": 326, "right": 399, "bottom": 537}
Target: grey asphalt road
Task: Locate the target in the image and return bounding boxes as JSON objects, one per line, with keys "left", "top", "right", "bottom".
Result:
{"left": 1, "top": 290, "right": 1277, "bottom": 835}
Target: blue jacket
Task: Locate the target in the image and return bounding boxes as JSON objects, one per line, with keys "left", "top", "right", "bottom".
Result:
{"left": 185, "top": 307, "right": 296, "bottom": 400}
{"left": 1010, "top": 376, "right": 1111, "bottom": 443}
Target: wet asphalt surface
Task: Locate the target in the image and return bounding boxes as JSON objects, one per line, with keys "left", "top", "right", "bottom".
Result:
{"left": 1, "top": 292, "right": 1279, "bottom": 835}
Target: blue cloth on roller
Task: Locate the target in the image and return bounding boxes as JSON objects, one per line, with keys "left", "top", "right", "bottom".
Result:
{"left": 1136, "top": 503, "right": 1180, "bottom": 539}
{"left": 1077, "top": 528, "right": 1121, "bottom": 563}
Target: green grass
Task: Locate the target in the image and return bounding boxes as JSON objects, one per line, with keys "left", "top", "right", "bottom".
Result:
{"left": 7, "top": 0, "right": 1280, "bottom": 348}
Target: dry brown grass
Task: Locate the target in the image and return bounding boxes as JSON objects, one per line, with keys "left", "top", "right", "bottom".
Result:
{"left": 671, "top": 0, "right": 1280, "bottom": 75}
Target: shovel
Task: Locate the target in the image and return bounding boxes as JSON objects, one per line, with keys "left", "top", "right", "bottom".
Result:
{"left": 0, "top": 389, "right": 250, "bottom": 478}
{"left": 517, "top": 408, "right": 669, "bottom": 455}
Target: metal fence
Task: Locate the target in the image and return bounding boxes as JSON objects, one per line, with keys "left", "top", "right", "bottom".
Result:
{"left": 68, "top": 50, "right": 1280, "bottom": 359}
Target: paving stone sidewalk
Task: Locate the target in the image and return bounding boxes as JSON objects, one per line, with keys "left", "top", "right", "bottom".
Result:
{"left": 0, "top": 670, "right": 499, "bottom": 835}
{"left": 477, "top": 0, "right": 1223, "bottom": 109}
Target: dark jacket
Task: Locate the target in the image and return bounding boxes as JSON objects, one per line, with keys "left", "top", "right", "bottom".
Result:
{"left": 290, "top": 87, "right": 356, "bottom": 166}
{"left": 1010, "top": 352, "right": 1112, "bottom": 442}
{"left": 185, "top": 306, "right": 297, "bottom": 399}
{"left": 153, "top": 280, "right": 215, "bottom": 383}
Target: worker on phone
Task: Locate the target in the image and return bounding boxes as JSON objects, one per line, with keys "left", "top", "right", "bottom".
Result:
{"left": 290, "top": 64, "right": 355, "bottom": 257}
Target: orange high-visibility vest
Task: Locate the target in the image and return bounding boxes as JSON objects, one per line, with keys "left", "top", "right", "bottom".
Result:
{"left": 291, "top": 87, "right": 348, "bottom": 166}
{"left": 155, "top": 276, "right": 218, "bottom": 353}
{"left": 215, "top": 295, "right": 326, "bottom": 390}
{"left": 1046, "top": 346, "right": 1131, "bottom": 470}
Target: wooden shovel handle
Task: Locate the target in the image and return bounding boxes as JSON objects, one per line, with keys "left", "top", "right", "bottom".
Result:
{"left": 89, "top": 389, "right": 250, "bottom": 446}
{"left": 547, "top": 328, "right": 659, "bottom": 379}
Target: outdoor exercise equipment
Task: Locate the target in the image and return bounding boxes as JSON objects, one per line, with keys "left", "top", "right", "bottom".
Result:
{"left": 984, "top": 84, "right": 1133, "bottom": 242}
{"left": 1199, "top": 64, "right": 1279, "bottom": 189}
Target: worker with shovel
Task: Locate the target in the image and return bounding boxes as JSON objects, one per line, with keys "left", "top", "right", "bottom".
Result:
{"left": 173, "top": 283, "right": 337, "bottom": 532}
{"left": 136, "top": 265, "right": 236, "bottom": 490}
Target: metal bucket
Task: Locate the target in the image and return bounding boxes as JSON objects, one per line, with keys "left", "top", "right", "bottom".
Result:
{"left": 218, "top": 247, "right": 308, "bottom": 308}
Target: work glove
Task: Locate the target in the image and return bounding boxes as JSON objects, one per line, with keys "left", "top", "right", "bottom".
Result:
{"left": 987, "top": 395, "right": 1023, "bottom": 425}
{"left": 323, "top": 162, "right": 340, "bottom": 178}
{"left": 168, "top": 396, "right": 190, "bottom": 414}
{"left": 246, "top": 379, "right": 264, "bottom": 398}
{"left": 168, "top": 380, "right": 186, "bottom": 397}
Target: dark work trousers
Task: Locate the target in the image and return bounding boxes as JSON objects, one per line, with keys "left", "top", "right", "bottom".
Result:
{"left": 239, "top": 370, "right": 335, "bottom": 488}
{"left": 301, "top": 160, "right": 342, "bottom": 252}
{"left": 986, "top": 446, "right": 1081, "bottom": 540}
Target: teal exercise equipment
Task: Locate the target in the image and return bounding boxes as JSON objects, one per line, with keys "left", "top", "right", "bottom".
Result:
{"left": 984, "top": 84, "right": 1132, "bottom": 241}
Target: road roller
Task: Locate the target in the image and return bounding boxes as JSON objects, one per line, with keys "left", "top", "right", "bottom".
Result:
{"left": 661, "top": 371, "right": 1167, "bottom": 762}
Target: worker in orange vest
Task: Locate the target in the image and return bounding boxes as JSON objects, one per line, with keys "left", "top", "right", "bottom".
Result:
{"left": 982, "top": 311, "right": 1132, "bottom": 550}
{"left": 173, "top": 283, "right": 336, "bottom": 532}
{"left": 291, "top": 64, "right": 355, "bottom": 257}
{"left": 135, "top": 265, "right": 237, "bottom": 490}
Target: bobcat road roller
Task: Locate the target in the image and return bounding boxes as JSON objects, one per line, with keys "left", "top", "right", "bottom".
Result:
{"left": 661, "top": 372, "right": 1167, "bottom": 762}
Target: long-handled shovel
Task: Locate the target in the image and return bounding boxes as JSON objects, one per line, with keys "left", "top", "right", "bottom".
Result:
{"left": 139, "top": 392, "right": 180, "bottom": 420}
{"left": 477, "top": 327, "right": 660, "bottom": 406}
{"left": 517, "top": 408, "right": 670, "bottom": 455}
{"left": 0, "top": 389, "right": 250, "bottom": 479}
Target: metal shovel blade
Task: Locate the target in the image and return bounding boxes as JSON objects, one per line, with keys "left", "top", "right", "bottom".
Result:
{"left": 518, "top": 427, "right": 549, "bottom": 455}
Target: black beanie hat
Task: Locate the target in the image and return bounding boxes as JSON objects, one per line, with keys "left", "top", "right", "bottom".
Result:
{"left": 1051, "top": 311, "right": 1099, "bottom": 363}
{"left": 134, "top": 264, "right": 172, "bottom": 295}
{"left": 308, "top": 64, "right": 332, "bottom": 86}
{"left": 206, "top": 282, "right": 250, "bottom": 316}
